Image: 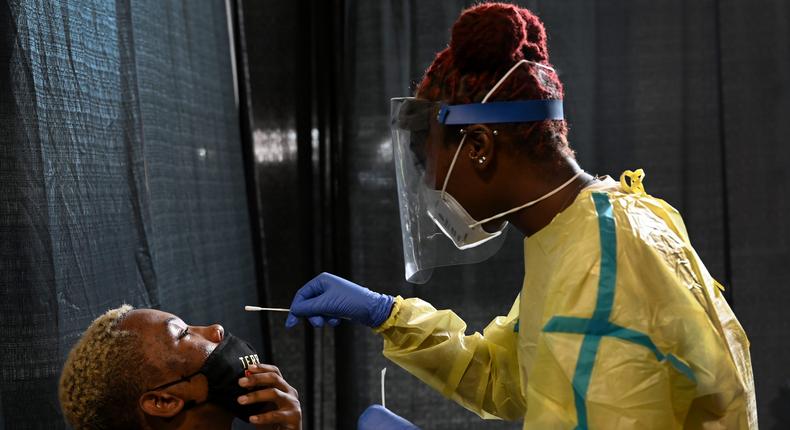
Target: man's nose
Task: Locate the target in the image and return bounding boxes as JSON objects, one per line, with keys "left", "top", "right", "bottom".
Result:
{"left": 194, "top": 324, "right": 224, "bottom": 343}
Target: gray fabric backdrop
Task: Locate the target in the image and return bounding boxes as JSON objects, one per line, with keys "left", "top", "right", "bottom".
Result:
{"left": 0, "top": 0, "right": 261, "bottom": 428}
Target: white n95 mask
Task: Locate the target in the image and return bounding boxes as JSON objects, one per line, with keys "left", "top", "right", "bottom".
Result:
{"left": 428, "top": 143, "right": 581, "bottom": 250}
{"left": 425, "top": 187, "right": 506, "bottom": 250}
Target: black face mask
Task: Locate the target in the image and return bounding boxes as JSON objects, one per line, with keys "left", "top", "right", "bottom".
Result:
{"left": 148, "top": 333, "right": 274, "bottom": 422}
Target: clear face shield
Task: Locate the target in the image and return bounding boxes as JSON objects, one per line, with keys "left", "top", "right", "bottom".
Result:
{"left": 390, "top": 97, "right": 508, "bottom": 284}
{"left": 391, "top": 60, "right": 565, "bottom": 284}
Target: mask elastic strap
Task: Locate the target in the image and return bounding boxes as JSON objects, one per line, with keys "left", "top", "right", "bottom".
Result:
{"left": 440, "top": 134, "right": 468, "bottom": 197}
{"left": 181, "top": 398, "right": 207, "bottom": 413}
{"left": 147, "top": 370, "right": 207, "bottom": 418}
{"left": 469, "top": 170, "right": 583, "bottom": 228}
{"left": 147, "top": 370, "right": 202, "bottom": 392}
{"left": 440, "top": 59, "right": 550, "bottom": 197}
{"left": 482, "top": 59, "right": 552, "bottom": 103}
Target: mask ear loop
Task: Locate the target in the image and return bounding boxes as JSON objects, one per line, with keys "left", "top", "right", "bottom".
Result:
{"left": 439, "top": 59, "right": 552, "bottom": 198}
{"left": 440, "top": 134, "right": 468, "bottom": 198}
{"left": 469, "top": 170, "right": 583, "bottom": 228}
{"left": 147, "top": 370, "right": 202, "bottom": 392}
{"left": 147, "top": 370, "right": 208, "bottom": 416}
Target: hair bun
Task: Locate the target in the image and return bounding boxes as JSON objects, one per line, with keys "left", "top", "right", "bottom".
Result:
{"left": 517, "top": 8, "right": 549, "bottom": 63}
{"left": 449, "top": 3, "right": 549, "bottom": 73}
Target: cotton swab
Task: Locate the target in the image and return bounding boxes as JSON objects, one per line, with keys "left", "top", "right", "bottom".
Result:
{"left": 381, "top": 367, "right": 387, "bottom": 408}
{"left": 244, "top": 305, "right": 351, "bottom": 320}
{"left": 245, "top": 306, "right": 291, "bottom": 312}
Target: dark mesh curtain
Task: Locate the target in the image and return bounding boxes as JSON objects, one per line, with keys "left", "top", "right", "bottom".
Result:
{"left": 240, "top": 1, "right": 789, "bottom": 429}
{"left": 0, "top": 0, "right": 261, "bottom": 428}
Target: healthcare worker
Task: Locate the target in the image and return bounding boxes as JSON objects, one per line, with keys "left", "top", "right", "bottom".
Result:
{"left": 287, "top": 3, "right": 758, "bottom": 429}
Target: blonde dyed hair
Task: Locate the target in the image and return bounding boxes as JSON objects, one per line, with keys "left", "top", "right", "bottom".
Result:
{"left": 59, "top": 305, "right": 152, "bottom": 429}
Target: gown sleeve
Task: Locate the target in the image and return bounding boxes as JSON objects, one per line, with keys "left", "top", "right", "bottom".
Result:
{"left": 374, "top": 296, "right": 526, "bottom": 421}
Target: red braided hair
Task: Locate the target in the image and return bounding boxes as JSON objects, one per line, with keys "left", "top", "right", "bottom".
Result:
{"left": 417, "top": 2, "right": 573, "bottom": 162}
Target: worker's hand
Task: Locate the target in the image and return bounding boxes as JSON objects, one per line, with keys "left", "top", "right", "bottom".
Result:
{"left": 285, "top": 272, "right": 394, "bottom": 328}
{"left": 357, "top": 405, "right": 420, "bottom": 430}
{"left": 238, "top": 363, "right": 301, "bottom": 430}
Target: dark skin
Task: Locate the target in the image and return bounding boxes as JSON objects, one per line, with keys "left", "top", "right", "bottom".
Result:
{"left": 425, "top": 118, "right": 598, "bottom": 236}
{"left": 120, "top": 309, "right": 301, "bottom": 430}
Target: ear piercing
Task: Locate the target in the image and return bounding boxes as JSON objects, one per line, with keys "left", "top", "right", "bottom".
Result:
{"left": 493, "top": 130, "right": 498, "bottom": 136}
{"left": 478, "top": 156, "right": 486, "bottom": 164}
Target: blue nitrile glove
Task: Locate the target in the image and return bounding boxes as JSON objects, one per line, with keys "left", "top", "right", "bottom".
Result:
{"left": 358, "top": 405, "right": 420, "bottom": 430}
{"left": 285, "top": 272, "right": 395, "bottom": 328}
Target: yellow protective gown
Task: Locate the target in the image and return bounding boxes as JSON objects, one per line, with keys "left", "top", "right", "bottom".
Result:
{"left": 375, "top": 170, "right": 757, "bottom": 429}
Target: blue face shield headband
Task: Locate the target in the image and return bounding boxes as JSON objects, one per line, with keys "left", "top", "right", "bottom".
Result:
{"left": 437, "top": 99, "right": 564, "bottom": 125}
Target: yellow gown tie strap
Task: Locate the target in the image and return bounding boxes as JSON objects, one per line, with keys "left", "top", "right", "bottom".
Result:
{"left": 620, "top": 169, "right": 646, "bottom": 195}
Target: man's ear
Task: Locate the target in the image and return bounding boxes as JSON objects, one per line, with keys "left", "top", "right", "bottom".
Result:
{"left": 139, "top": 390, "right": 186, "bottom": 418}
{"left": 465, "top": 124, "right": 496, "bottom": 171}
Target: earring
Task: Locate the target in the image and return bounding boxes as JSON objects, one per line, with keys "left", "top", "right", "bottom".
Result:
{"left": 459, "top": 128, "right": 466, "bottom": 135}
{"left": 478, "top": 156, "right": 486, "bottom": 164}
{"left": 492, "top": 130, "right": 498, "bottom": 136}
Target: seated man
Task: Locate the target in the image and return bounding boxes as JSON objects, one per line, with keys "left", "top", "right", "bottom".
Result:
{"left": 59, "top": 305, "right": 300, "bottom": 429}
